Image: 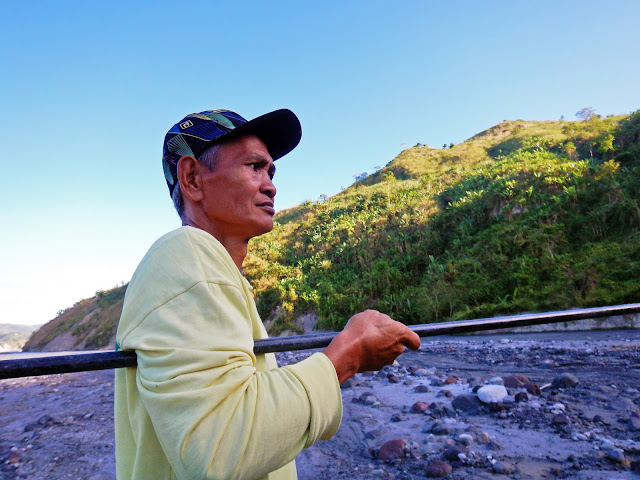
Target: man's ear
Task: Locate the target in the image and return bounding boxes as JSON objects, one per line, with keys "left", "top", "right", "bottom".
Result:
{"left": 177, "top": 155, "right": 204, "bottom": 202}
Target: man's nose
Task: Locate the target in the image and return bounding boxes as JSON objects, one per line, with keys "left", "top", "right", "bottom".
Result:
{"left": 262, "top": 175, "right": 276, "bottom": 198}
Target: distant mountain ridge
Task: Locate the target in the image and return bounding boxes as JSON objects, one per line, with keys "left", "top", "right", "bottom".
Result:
{"left": 0, "top": 323, "right": 41, "bottom": 352}
{"left": 23, "top": 110, "right": 640, "bottom": 351}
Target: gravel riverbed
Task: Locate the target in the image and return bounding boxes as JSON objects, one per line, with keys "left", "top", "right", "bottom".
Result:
{"left": 1, "top": 330, "right": 639, "bottom": 479}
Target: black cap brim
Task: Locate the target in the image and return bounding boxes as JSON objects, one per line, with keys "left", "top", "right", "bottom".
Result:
{"left": 200, "top": 109, "right": 302, "bottom": 161}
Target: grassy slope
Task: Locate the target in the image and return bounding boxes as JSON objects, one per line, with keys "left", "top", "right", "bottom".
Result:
{"left": 246, "top": 112, "right": 640, "bottom": 333}
{"left": 23, "top": 285, "right": 126, "bottom": 351}
{"left": 24, "top": 112, "right": 640, "bottom": 349}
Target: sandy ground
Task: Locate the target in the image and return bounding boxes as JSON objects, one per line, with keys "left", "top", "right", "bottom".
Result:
{"left": 1, "top": 330, "right": 639, "bottom": 479}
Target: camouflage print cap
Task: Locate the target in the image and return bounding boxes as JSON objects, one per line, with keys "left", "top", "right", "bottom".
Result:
{"left": 162, "top": 109, "right": 301, "bottom": 196}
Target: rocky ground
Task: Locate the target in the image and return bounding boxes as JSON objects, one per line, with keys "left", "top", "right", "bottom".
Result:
{"left": 1, "top": 330, "right": 639, "bottom": 479}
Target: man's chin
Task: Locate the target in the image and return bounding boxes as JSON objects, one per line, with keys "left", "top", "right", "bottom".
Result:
{"left": 247, "top": 221, "right": 274, "bottom": 240}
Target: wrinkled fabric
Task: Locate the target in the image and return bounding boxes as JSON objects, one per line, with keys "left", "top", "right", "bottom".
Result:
{"left": 115, "top": 227, "right": 342, "bottom": 480}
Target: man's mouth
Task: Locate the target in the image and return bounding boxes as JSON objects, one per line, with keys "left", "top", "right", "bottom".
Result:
{"left": 257, "top": 202, "right": 275, "bottom": 215}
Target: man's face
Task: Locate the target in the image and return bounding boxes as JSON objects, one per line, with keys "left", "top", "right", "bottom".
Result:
{"left": 199, "top": 135, "right": 277, "bottom": 241}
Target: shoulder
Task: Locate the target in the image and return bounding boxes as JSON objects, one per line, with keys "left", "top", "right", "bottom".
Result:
{"left": 123, "top": 227, "right": 243, "bottom": 316}
{"left": 137, "top": 227, "right": 239, "bottom": 284}
{"left": 117, "top": 227, "right": 247, "bottom": 344}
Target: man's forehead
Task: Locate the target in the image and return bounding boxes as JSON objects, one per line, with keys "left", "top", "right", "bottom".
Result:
{"left": 218, "top": 134, "right": 273, "bottom": 161}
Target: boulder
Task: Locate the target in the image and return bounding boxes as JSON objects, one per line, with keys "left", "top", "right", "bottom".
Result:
{"left": 378, "top": 439, "right": 406, "bottom": 461}
{"left": 477, "top": 385, "right": 508, "bottom": 404}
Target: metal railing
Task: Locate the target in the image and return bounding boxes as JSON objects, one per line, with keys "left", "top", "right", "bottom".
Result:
{"left": 2, "top": 303, "right": 639, "bottom": 380}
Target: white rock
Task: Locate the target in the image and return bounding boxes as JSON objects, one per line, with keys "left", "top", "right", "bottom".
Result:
{"left": 489, "top": 376, "right": 504, "bottom": 385}
{"left": 600, "top": 440, "right": 615, "bottom": 451}
{"left": 477, "top": 385, "right": 508, "bottom": 404}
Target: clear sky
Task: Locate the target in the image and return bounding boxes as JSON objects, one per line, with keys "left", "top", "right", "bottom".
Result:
{"left": 1, "top": 1, "right": 639, "bottom": 326}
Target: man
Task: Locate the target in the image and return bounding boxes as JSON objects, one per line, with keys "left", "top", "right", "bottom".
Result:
{"left": 114, "top": 108, "right": 420, "bottom": 480}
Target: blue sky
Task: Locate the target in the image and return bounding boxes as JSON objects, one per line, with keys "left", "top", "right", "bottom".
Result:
{"left": 1, "top": 1, "right": 639, "bottom": 326}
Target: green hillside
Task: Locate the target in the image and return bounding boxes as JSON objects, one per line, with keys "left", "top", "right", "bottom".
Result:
{"left": 23, "top": 285, "right": 126, "bottom": 351}
{"left": 245, "top": 111, "right": 640, "bottom": 334}
{"left": 24, "top": 110, "right": 640, "bottom": 350}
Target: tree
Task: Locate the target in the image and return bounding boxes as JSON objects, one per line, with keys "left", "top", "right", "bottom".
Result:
{"left": 598, "top": 133, "right": 615, "bottom": 158}
{"left": 576, "top": 107, "right": 596, "bottom": 121}
{"left": 564, "top": 141, "right": 577, "bottom": 160}
{"left": 382, "top": 171, "right": 396, "bottom": 208}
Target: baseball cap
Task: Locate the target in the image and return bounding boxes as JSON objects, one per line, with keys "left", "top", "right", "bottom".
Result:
{"left": 162, "top": 109, "right": 302, "bottom": 196}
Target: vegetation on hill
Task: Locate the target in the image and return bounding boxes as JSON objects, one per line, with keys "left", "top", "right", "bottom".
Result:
{"left": 22, "top": 285, "right": 126, "bottom": 351}
{"left": 24, "top": 109, "right": 640, "bottom": 349}
{"left": 245, "top": 110, "right": 640, "bottom": 334}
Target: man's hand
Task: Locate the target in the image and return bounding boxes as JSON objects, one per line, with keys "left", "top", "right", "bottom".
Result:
{"left": 322, "top": 310, "right": 421, "bottom": 384}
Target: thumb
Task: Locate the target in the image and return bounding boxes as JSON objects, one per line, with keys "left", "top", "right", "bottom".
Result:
{"left": 403, "top": 328, "right": 421, "bottom": 350}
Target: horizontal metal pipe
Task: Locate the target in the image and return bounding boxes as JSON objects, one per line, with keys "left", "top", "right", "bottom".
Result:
{"left": 1, "top": 303, "right": 639, "bottom": 380}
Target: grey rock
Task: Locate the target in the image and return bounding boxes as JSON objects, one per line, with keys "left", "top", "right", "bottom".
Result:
{"left": 432, "top": 422, "right": 452, "bottom": 435}
{"left": 452, "top": 394, "right": 483, "bottom": 413}
{"left": 492, "top": 460, "right": 516, "bottom": 474}
{"left": 629, "top": 412, "right": 640, "bottom": 431}
{"left": 360, "top": 393, "right": 379, "bottom": 405}
{"left": 443, "top": 444, "right": 467, "bottom": 462}
{"left": 593, "top": 414, "right": 610, "bottom": 425}
{"left": 606, "top": 448, "right": 626, "bottom": 464}
{"left": 24, "top": 422, "right": 40, "bottom": 432}
{"left": 38, "top": 414, "right": 54, "bottom": 425}
{"left": 606, "top": 397, "right": 639, "bottom": 414}
{"left": 552, "top": 373, "right": 579, "bottom": 388}
{"left": 600, "top": 439, "right": 615, "bottom": 451}
{"left": 515, "top": 392, "right": 529, "bottom": 403}
{"left": 387, "top": 374, "right": 401, "bottom": 384}
{"left": 340, "top": 378, "right": 359, "bottom": 389}
{"left": 422, "top": 421, "right": 437, "bottom": 433}
{"left": 429, "top": 402, "right": 457, "bottom": 417}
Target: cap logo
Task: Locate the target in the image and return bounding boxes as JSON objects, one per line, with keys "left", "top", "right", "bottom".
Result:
{"left": 179, "top": 120, "right": 194, "bottom": 130}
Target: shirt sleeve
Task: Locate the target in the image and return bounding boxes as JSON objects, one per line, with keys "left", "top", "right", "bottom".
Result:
{"left": 119, "top": 280, "right": 342, "bottom": 480}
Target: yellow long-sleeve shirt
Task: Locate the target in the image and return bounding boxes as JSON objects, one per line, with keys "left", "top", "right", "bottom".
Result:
{"left": 114, "top": 227, "right": 342, "bottom": 479}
